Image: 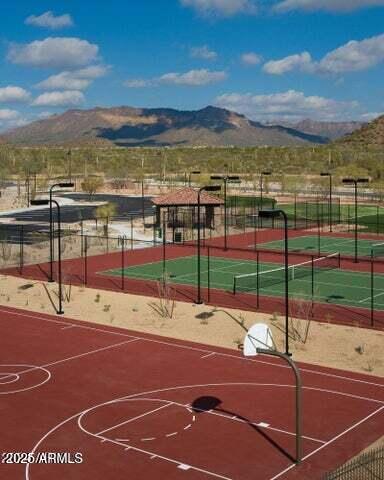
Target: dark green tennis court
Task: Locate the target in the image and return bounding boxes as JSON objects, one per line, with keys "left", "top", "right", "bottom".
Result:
{"left": 254, "top": 234, "right": 384, "bottom": 258}
{"left": 99, "top": 254, "right": 384, "bottom": 311}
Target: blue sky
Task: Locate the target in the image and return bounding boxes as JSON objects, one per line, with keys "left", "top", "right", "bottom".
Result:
{"left": 1, "top": 0, "right": 384, "bottom": 131}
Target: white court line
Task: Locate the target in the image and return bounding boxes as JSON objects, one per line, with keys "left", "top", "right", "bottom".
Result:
{"left": 268, "top": 405, "right": 384, "bottom": 480}
{"left": 61, "top": 324, "right": 76, "bottom": 330}
{"left": 2, "top": 339, "right": 139, "bottom": 380}
{"left": 25, "top": 384, "right": 384, "bottom": 480}
{"left": 201, "top": 352, "right": 216, "bottom": 359}
{"left": 185, "top": 403, "right": 325, "bottom": 444}
{"left": 92, "top": 434, "right": 233, "bottom": 480}
{"left": 359, "top": 290, "right": 384, "bottom": 304}
{"left": 96, "top": 403, "right": 172, "bottom": 436}
{"left": 42, "top": 339, "right": 139, "bottom": 369}
{"left": 1, "top": 305, "right": 383, "bottom": 391}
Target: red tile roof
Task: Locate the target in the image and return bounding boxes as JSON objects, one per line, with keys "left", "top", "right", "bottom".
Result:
{"left": 152, "top": 187, "right": 223, "bottom": 206}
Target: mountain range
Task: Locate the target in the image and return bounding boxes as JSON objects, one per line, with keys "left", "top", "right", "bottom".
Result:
{"left": 0, "top": 105, "right": 371, "bottom": 147}
{"left": 337, "top": 114, "right": 384, "bottom": 145}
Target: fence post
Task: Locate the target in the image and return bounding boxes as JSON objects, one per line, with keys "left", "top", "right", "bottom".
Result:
{"left": 84, "top": 235, "right": 88, "bottom": 285}
{"left": 80, "top": 219, "right": 84, "bottom": 257}
{"left": 207, "top": 246, "right": 210, "bottom": 303}
{"left": 121, "top": 236, "right": 125, "bottom": 291}
{"left": 371, "top": 251, "right": 374, "bottom": 327}
{"left": 311, "top": 256, "right": 314, "bottom": 317}
{"left": 256, "top": 251, "right": 260, "bottom": 309}
{"left": 131, "top": 215, "right": 134, "bottom": 250}
{"left": 19, "top": 225, "right": 24, "bottom": 275}
{"left": 377, "top": 205, "right": 380, "bottom": 235}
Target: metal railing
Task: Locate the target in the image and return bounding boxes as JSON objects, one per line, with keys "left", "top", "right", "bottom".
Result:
{"left": 323, "top": 446, "right": 384, "bottom": 479}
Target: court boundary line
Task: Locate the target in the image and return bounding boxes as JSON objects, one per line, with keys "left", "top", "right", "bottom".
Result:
{"left": 268, "top": 405, "right": 384, "bottom": 480}
{"left": 1, "top": 305, "right": 383, "bottom": 390}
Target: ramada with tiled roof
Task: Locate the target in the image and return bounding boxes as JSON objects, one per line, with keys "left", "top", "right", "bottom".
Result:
{"left": 152, "top": 187, "right": 223, "bottom": 229}
{"left": 152, "top": 187, "right": 224, "bottom": 206}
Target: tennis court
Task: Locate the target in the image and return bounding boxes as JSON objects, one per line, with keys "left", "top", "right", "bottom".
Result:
{"left": 254, "top": 234, "right": 384, "bottom": 258}
{"left": 100, "top": 253, "right": 384, "bottom": 311}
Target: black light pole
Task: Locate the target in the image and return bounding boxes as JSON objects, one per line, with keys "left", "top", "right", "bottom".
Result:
{"left": 49, "top": 183, "right": 74, "bottom": 282}
{"left": 260, "top": 171, "right": 272, "bottom": 227}
{"left": 211, "top": 175, "right": 240, "bottom": 250}
{"left": 342, "top": 178, "right": 369, "bottom": 263}
{"left": 197, "top": 185, "right": 221, "bottom": 304}
{"left": 67, "top": 149, "right": 72, "bottom": 183}
{"left": 141, "top": 178, "right": 145, "bottom": 224}
{"left": 259, "top": 208, "right": 291, "bottom": 356}
{"left": 31, "top": 198, "right": 64, "bottom": 315}
{"left": 320, "top": 173, "right": 333, "bottom": 232}
{"left": 188, "top": 170, "right": 201, "bottom": 187}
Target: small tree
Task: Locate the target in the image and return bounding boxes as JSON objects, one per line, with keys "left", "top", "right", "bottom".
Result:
{"left": 96, "top": 203, "right": 117, "bottom": 236}
{"left": 81, "top": 176, "right": 104, "bottom": 198}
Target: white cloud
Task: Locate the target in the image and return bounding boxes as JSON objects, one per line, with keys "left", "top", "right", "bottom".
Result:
{"left": 8, "top": 37, "right": 99, "bottom": 69}
{"left": 241, "top": 52, "right": 263, "bottom": 65}
{"left": 263, "top": 52, "right": 313, "bottom": 74}
{"left": 263, "top": 34, "right": 384, "bottom": 75}
{"left": 38, "top": 111, "right": 55, "bottom": 119}
{"left": 159, "top": 69, "right": 227, "bottom": 85}
{"left": 215, "top": 89, "right": 359, "bottom": 122}
{"left": 360, "top": 111, "right": 384, "bottom": 120}
{"left": 318, "top": 34, "right": 384, "bottom": 73}
{"left": 36, "top": 73, "right": 90, "bottom": 91}
{"left": 0, "top": 86, "right": 30, "bottom": 103}
{"left": 190, "top": 45, "right": 217, "bottom": 60}
{"left": 124, "top": 69, "right": 227, "bottom": 88}
{"left": 36, "top": 65, "right": 108, "bottom": 90}
{"left": 74, "top": 65, "right": 109, "bottom": 79}
{"left": 274, "top": 0, "right": 384, "bottom": 13}
{"left": 32, "top": 90, "right": 85, "bottom": 107}
{"left": 180, "top": 0, "right": 257, "bottom": 16}
{"left": 0, "top": 109, "right": 20, "bottom": 121}
{"left": 123, "top": 79, "right": 153, "bottom": 88}
{"left": 25, "top": 11, "right": 73, "bottom": 29}
{"left": 0, "top": 109, "right": 28, "bottom": 132}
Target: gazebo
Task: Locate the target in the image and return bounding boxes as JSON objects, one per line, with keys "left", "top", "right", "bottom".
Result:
{"left": 152, "top": 187, "right": 224, "bottom": 232}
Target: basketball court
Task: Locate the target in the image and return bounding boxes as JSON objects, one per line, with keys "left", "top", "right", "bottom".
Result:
{"left": 1, "top": 305, "right": 383, "bottom": 479}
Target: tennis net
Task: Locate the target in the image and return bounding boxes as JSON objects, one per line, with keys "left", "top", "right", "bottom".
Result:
{"left": 372, "top": 242, "right": 384, "bottom": 258}
{"left": 233, "top": 252, "right": 340, "bottom": 294}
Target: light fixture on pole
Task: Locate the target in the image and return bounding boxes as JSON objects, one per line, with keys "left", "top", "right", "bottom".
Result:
{"left": 188, "top": 170, "right": 201, "bottom": 187}
{"left": 260, "top": 171, "right": 272, "bottom": 227}
{"left": 320, "top": 173, "right": 333, "bottom": 232}
{"left": 196, "top": 185, "right": 221, "bottom": 304}
{"left": 211, "top": 175, "right": 240, "bottom": 250}
{"left": 48, "top": 183, "right": 74, "bottom": 282}
{"left": 342, "top": 178, "right": 369, "bottom": 263}
{"left": 31, "top": 198, "right": 64, "bottom": 315}
{"left": 259, "top": 208, "right": 291, "bottom": 356}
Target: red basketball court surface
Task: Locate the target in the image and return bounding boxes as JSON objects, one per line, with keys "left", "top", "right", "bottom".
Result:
{"left": 1, "top": 305, "right": 383, "bottom": 479}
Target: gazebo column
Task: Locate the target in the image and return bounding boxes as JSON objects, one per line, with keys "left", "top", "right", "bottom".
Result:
{"left": 155, "top": 206, "right": 161, "bottom": 227}
{"left": 206, "top": 205, "right": 214, "bottom": 228}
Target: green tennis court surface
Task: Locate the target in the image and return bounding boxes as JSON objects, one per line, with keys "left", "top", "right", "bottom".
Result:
{"left": 100, "top": 254, "right": 384, "bottom": 310}
{"left": 254, "top": 235, "right": 384, "bottom": 257}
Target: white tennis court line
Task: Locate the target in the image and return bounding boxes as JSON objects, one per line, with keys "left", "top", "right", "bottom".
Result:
{"left": 359, "top": 291, "right": 384, "bottom": 303}
{"left": 1, "top": 305, "right": 383, "bottom": 391}
{"left": 268, "top": 404, "right": 384, "bottom": 480}
{"left": 256, "top": 234, "right": 375, "bottom": 254}
{"left": 101, "top": 254, "right": 258, "bottom": 283}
